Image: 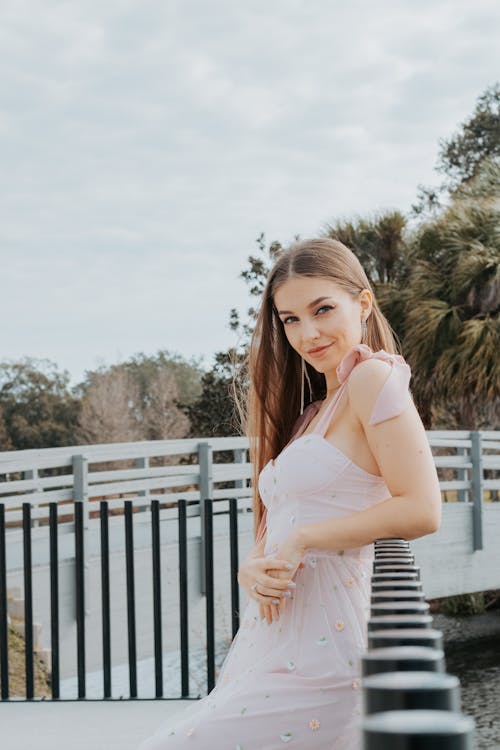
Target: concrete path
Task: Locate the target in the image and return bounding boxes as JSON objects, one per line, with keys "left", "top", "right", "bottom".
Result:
{"left": 0, "top": 698, "right": 192, "bottom": 750}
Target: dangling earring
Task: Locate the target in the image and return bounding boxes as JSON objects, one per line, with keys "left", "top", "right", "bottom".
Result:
{"left": 300, "top": 357, "right": 313, "bottom": 415}
{"left": 361, "top": 316, "right": 367, "bottom": 344}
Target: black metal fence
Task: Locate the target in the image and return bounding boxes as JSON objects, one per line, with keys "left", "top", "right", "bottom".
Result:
{"left": 0, "top": 497, "right": 242, "bottom": 701}
{"left": 360, "top": 538, "right": 476, "bottom": 748}
{"left": 0, "top": 498, "right": 482, "bottom": 747}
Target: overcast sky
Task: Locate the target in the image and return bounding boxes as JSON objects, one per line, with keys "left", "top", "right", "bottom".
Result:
{"left": 1, "top": 0, "right": 499, "bottom": 386}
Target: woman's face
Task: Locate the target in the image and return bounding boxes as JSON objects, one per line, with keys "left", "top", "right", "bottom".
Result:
{"left": 273, "top": 276, "right": 372, "bottom": 376}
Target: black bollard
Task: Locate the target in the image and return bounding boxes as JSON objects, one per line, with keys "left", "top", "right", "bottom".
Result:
{"left": 372, "top": 571, "right": 419, "bottom": 583}
{"left": 371, "top": 590, "right": 426, "bottom": 604}
{"left": 362, "top": 709, "right": 475, "bottom": 749}
{"left": 368, "top": 614, "right": 434, "bottom": 631}
{"left": 374, "top": 546, "right": 410, "bottom": 554}
{"left": 373, "top": 557, "right": 416, "bottom": 569}
{"left": 375, "top": 549, "right": 415, "bottom": 562}
{"left": 372, "top": 560, "right": 420, "bottom": 581}
{"left": 372, "top": 580, "right": 423, "bottom": 592}
{"left": 368, "top": 628, "right": 443, "bottom": 650}
{"left": 362, "top": 671, "right": 461, "bottom": 714}
{"left": 375, "top": 538, "right": 409, "bottom": 545}
{"left": 362, "top": 646, "right": 445, "bottom": 677}
{"left": 370, "top": 601, "right": 430, "bottom": 617}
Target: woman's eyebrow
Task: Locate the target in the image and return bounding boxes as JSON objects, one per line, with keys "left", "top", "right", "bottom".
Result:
{"left": 277, "top": 296, "right": 333, "bottom": 315}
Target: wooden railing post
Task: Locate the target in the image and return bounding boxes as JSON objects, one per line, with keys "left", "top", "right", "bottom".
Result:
{"left": 233, "top": 448, "right": 247, "bottom": 491}
{"left": 135, "top": 456, "right": 150, "bottom": 504}
{"left": 457, "top": 446, "right": 468, "bottom": 502}
{"left": 198, "top": 442, "right": 213, "bottom": 595}
{"left": 470, "top": 431, "right": 484, "bottom": 551}
{"left": 73, "top": 454, "right": 90, "bottom": 615}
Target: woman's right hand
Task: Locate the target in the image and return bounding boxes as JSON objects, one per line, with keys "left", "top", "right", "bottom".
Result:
{"left": 237, "top": 554, "right": 296, "bottom": 625}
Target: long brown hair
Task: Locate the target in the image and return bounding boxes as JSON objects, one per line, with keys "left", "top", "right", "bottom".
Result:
{"left": 233, "top": 238, "right": 401, "bottom": 543}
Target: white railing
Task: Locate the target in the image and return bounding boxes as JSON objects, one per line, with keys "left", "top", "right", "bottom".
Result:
{"left": 0, "top": 430, "right": 498, "bottom": 553}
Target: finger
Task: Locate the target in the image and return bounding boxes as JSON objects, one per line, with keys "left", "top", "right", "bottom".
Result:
{"left": 262, "top": 574, "right": 295, "bottom": 591}
{"left": 262, "top": 574, "right": 288, "bottom": 591}
{"left": 267, "top": 563, "right": 301, "bottom": 580}
{"left": 265, "top": 560, "right": 294, "bottom": 571}
{"left": 262, "top": 560, "right": 295, "bottom": 575}
{"left": 271, "top": 601, "right": 280, "bottom": 621}
{"left": 257, "top": 585, "right": 293, "bottom": 602}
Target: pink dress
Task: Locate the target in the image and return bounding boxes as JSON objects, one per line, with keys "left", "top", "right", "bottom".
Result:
{"left": 137, "top": 345, "right": 412, "bottom": 750}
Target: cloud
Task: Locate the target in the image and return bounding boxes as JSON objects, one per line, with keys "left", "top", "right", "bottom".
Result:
{"left": 0, "top": 0, "right": 499, "bottom": 382}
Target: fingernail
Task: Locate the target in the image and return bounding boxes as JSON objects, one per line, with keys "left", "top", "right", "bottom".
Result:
{"left": 272, "top": 598, "right": 280, "bottom": 604}
{"left": 282, "top": 591, "right": 291, "bottom": 597}
{"left": 287, "top": 582, "right": 296, "bottom": 589}
{"left": 285, "top": 563, "right": 294, "bottom": 569}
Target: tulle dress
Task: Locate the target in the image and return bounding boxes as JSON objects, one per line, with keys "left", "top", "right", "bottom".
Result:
{"left": 137, "top": 344, "right": 412, "bottom": 750}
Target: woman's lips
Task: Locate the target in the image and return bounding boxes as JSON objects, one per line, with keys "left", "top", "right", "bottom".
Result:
{"left": 307, "top": 343, "right": 333, "bottom": 358}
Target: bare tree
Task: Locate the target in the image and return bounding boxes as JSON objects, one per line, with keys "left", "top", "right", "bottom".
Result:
{"left": 76, "top": 367, "right": 142, "bottom": 445}
{"left": 142, "top": 368, "right": 190, "bottom": 441}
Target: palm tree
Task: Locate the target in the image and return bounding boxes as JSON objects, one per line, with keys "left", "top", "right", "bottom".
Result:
{"left": 322, "top": 210, "right": 408, "bottom": 285}
{"left": 403, "top": 158, "right": 500, "bottom": 429}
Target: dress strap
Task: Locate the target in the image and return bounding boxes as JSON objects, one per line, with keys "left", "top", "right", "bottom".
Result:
{"left": 311, "top": 381, "right": 349, "bottom": 437}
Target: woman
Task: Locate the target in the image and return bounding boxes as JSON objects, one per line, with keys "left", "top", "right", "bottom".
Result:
{"left": 138, "top": 238, "right": 442, "bottom": 749}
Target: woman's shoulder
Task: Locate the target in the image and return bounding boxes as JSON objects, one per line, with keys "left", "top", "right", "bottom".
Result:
{"left": 338, "top": 344, "right": 410, "bottom": 383}
{"left": 345, "top": 348, "right": 412, "bottom": 426}
{"left": 348, "top": 355, "right": 394, "bottom": 386}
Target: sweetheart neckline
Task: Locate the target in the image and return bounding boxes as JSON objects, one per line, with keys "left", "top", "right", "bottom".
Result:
{"left": 270, "top": 433, "right": 383, "bottom": 480}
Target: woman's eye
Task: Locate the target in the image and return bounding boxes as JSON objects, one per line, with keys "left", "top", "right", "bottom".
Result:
{"left": 282, "top": 305, "right": 333, "bottom": 325}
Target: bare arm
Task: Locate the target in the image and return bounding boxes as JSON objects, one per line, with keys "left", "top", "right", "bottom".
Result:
{"left": 297, "top": 359, "right": 442, "bottom": 553}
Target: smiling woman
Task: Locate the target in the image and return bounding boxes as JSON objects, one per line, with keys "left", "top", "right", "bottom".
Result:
{"left": 137, "top": 238, "right": 441, "bottom": 750}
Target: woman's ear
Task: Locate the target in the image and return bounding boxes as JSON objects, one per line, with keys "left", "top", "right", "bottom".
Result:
{"left": 359, "top": 288, "right": 372, "bottom": 318}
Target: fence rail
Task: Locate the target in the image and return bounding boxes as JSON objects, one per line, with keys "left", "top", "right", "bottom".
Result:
{"left": 1, "top": 430, "right": 499, "bottom": 553}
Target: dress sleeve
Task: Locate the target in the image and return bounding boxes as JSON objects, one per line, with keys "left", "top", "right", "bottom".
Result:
{"left": 368, "top": 355, "right": 412, "bottom": 425}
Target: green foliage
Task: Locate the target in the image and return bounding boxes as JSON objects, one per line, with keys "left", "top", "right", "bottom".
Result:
{"left": 122, "top": 350, "right": 204, "bottom": 408}
{"left": 323, "top": 210, "right": 409, "bottom": 285}
{"left": 229, "top": 232, "right": 286, "bottom": 342}
{"left": 441, "top": 592, "right": 486, "bottom": 616}
{"left": 185, "top": 368, "right": 235, "bottom": 438}
{"left": 411, "top": 82, "right": 500, "bottom": 217}
{"left": 437, "top": 83, "right": 500, "bottom": 187}
{"left": 403, "top": 158, "right": 500, "bottom": 428}
{"left": 0, "top": 358, "right": 80, "bottom": 450}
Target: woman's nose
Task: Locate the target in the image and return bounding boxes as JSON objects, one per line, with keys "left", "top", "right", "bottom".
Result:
{"left": 300, "top": 319, "right": 321, "bottom": 340}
